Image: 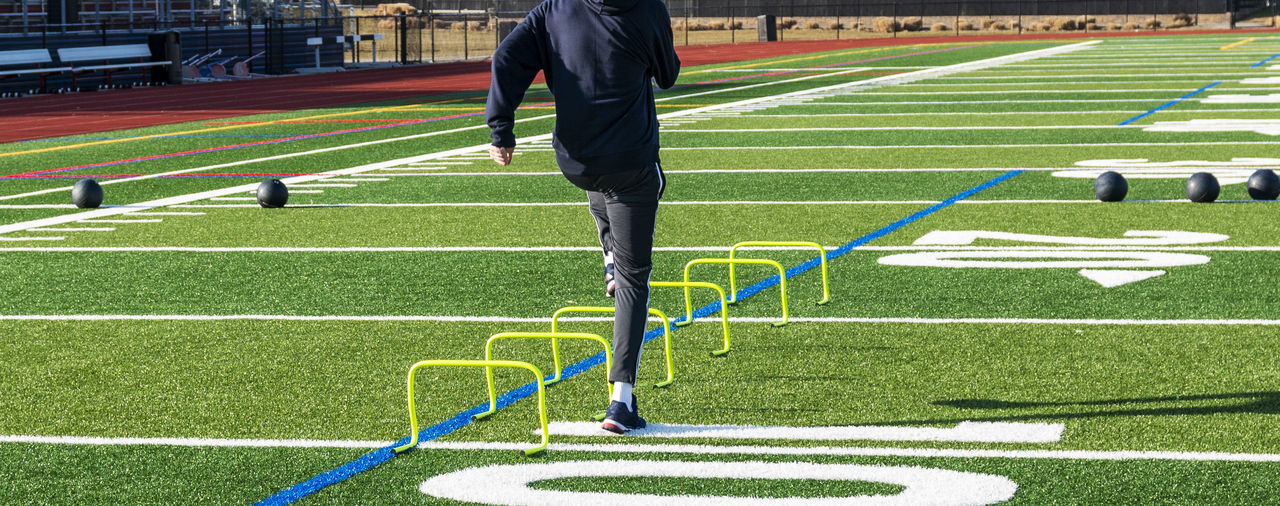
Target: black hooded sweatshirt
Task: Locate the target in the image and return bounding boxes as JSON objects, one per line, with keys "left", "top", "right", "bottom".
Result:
{"left": 485, "top": 0, "right": 681, "bottom": 176}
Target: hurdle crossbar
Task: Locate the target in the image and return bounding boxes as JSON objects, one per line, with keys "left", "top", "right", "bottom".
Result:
{"left": 729, "top": 241, "right": 830, "bottom": 305}
{"left": 394, "top": 359, "right": 548, "bottom": 456}
{"left": 685, "top": 257, "right": 789, "bottom": 327}
{"left": 475, "top": 331, "right": 612, "bottom": 422}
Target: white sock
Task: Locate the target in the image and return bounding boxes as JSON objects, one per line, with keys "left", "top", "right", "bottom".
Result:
{"left": 611, "top": 381, "right": 633, "bottom": 410}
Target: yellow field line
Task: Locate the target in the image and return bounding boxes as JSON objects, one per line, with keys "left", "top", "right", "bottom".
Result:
{"left": 1221, "top": 37, "right": 1256, "bottom": 50}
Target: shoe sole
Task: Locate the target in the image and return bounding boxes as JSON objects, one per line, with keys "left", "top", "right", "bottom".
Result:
{"left": 600, "top": 420, "right": 630, "bottom": 434}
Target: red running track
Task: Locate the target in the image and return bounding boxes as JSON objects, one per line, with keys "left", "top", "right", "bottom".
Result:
{"left": 1, "top": 28, "right": 1271, "bottom": 143}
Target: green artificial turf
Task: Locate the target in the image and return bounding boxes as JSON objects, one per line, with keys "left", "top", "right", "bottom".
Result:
{"left": 3, "top": 33, "right": 1280, "bottom": 504}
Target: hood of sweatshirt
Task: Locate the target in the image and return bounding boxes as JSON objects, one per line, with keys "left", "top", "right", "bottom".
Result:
{"left": 591, "top": 0, "right": 640, "bottom": 15}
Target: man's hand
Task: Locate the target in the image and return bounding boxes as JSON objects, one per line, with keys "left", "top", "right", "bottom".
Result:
{"left": 490, "top": 145, "right": 514, "bottom": 166}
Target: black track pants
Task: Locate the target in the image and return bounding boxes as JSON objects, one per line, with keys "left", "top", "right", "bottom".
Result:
{"left": 563, "top": 162, "right": 665, "bottom": 384}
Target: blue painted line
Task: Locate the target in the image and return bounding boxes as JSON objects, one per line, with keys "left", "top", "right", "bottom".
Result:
{"left": 1117, "top": 81, "right": 1222, "bottom": 126}
{"left": 255, "top": 169, "right": 1024, "bottom": 505}
{"left": 1251, "top": 53, "right": 1280, "bottom": 68}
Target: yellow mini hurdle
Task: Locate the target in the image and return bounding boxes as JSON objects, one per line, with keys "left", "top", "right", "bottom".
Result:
{"left": 685, "top": 257, "right": 789, "bottom": 327}
{"left": 394, "top": 359, "right": 549, "bottom": 456}
{"left": 474, "top": 332, "right": 612, "bottom": 421}
{"left": 649, "top": 280, "right": 732, "bottom": 356}
{"left": 729, "top": 241, "right": 830, "bottom": 305}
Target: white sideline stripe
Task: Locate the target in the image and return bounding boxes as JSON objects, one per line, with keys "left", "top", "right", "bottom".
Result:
{"left": 319, "top": 178, "right": 387, "bottom": 182}
{"left": 2, "top": 315, "right": 1279, "bottom": 325}
{"left": 126, "top": 212, "right": 204, "bottom": 216}
{"left": 288, "top": 184, "right": 358, "bottom": 188}
{"left": 0, "top": 236, "right": 63, "bottom": 241}
{"left": 548, "top": 421, "right": 1065, "bottom": 443}
{"left": 209, "top": 197, "right": 258, "bottom": 201}
{"left": 0, "top": 435, "right": 389, "bottom": 449}
{"left": 0, "top": 41, "right": 1097, "bottom": 235}
{"left": 418, "top": 441, "right": 1280, "bottom": 463}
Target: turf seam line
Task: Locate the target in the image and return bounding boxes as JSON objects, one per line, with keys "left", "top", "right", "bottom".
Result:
{"left": 253, "top": 169, "right": 1022, "bottom": 505}
{"left": 1115, "top": 81, "right": 1223, "bottom": 126}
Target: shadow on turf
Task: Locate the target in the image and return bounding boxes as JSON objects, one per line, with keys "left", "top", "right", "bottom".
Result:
{"left": 873, "top": 391, "right": 1280, "bottom": 426}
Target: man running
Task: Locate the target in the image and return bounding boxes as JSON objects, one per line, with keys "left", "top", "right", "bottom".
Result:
{"left": 485, "top": 0, "right": 680, "bottom": 434}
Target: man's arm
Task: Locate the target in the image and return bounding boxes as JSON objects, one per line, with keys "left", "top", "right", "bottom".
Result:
{"left": 649, "top": 6, "right": 680, "bottom": 90}
{"left": 485, "top": 8, "right": 546, "bottom": 160}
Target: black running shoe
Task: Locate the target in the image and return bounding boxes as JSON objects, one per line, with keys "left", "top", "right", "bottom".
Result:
{"left": 600, "top": 398, "right": 646, "bottom": 434}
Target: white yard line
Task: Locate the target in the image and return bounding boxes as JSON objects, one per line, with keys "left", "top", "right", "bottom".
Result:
{"left": 419, "top": 441, "right": 1280, "bottom": 463}
{"left": 2, "top": 244, "right": 1278, "bottom": 253}
{"left": 5, "top": 433, "right": 1277, "bottom": 464}
{"left": 1, "top": 314, "right": 1278, "bottom": 325}
{"left": 548, "top": 421, "right": 1065, "bottom": 443}
{"left": 0, "top": 434, "right": 389, "bottom": 449}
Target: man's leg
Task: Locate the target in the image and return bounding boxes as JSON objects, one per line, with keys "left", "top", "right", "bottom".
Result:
{"left": 600, "top": 163, "right": 663, "bottom": 389}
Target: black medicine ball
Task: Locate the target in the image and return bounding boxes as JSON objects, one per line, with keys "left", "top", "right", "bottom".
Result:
{"left": 1094, "top": 171, "right": 1128, "bottom": 202}
{"left": 1185, "top": 172, "right": 1220, "bottom": 203}
{"left": 72, "top": 178, "right": 103, "bottom": 208}
{"left": 1247, "top": 169, "right": 1280, "bottom": 200}
{"left": 257, "top": 179, "right": 288, "bottom": 208}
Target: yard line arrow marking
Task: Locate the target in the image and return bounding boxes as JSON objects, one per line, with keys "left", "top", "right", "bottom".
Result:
{"left": 1078, "top": 269, "right": 1166, "bottom": 287}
